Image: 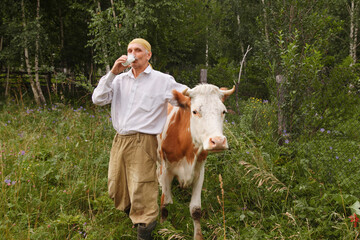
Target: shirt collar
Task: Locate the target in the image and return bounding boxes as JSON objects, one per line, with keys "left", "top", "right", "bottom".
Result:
{"left": 127, "top": 64, "right": 152, "bottom": 78}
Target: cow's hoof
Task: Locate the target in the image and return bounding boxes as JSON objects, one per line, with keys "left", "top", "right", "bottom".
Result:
{"left": 160, "top": 206, "right": 168, "bottom": 223}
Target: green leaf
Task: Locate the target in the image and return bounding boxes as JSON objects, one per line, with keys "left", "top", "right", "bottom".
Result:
{"left": 349, "top": 201, "right": 360, "bottom": 215}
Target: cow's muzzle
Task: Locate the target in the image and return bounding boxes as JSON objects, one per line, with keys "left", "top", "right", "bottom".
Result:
{"left": 205, "top": 136, "right": 228, "bottom": 151}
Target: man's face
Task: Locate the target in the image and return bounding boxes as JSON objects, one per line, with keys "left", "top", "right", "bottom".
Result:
{"left": 127, "top": 43, "right": 152, "bottom": 69}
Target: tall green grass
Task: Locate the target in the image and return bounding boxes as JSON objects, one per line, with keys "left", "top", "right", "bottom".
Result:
{"left": 1, "top": 98, "right": 359, "bottom": 239}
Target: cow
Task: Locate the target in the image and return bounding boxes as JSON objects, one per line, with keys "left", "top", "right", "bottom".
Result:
{"left": 157, "top": 83, "right": 235, "bottom": 240}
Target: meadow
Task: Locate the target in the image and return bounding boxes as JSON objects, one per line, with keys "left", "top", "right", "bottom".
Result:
{"left": 1, "top": 96, "right": 360, "bottom": 239}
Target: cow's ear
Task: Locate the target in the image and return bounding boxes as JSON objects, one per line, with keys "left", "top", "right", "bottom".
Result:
{"left": 220, "top": 86, "right": 235, "bottom": 102}
{"left": 172, "top": 89, "right": 191, "bottom": 109}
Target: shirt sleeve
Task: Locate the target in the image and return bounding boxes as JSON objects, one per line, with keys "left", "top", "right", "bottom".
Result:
{"left": 165, "top": 75, "right": 188, "bottom": 106}
{"left": 92, "top": 72, "right": 116, "bottom": 106}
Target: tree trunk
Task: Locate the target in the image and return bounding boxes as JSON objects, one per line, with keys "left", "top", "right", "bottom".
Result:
{"left": 349, "top": 0, "right": 358, "bottom": 64}
{"left": 261, "top": 0, "right": 269, "bottom": 43}
{"left": 235, "top": 45, "right": 252, "bottom": 115}
{"left": 35, "top": 0, "right": 46, "bottom": 104}
{"left": 5, "top": 65, "right": 10, "bottom": 98}
{"left": 97, "top": 1, "right": 111, "bottom": 72}
{"left": 21, "top": 0, "right": 41, "bottom": 105}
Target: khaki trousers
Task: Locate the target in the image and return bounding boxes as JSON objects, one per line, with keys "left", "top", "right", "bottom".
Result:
{"left": 108, "top": 133, "right": 159, "bottom": 225}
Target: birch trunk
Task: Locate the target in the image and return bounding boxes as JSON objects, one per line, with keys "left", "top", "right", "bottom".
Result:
{"left": 21, "top": 0, "right": 41, "bottom": 105}
{"left": 261, "top": 0, "right": 269, "bottom": 43}
{"left": 349, "top": 0, "right": 358, "bottom": 64}
{"left": 97, "top": 1, "right": 111, "bottom": 72}
{"left": 35, "top": 0, "right": 46, "bottom": 104}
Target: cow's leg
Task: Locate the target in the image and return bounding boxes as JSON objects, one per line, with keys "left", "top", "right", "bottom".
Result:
{"left": 190, "top": 164, "right": 205, "bottom": 240}
{"left": 158, "top": 165, "right": 174, "bottom": 223}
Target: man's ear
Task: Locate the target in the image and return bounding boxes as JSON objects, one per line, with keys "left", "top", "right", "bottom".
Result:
{"left": 147, "top": 51, "right": 152, "bottom": 61}
{"left": 172, "top": 89, "right": 191, "bottom": 109}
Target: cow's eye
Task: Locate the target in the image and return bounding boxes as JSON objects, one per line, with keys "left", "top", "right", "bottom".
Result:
{"left": 192, "top": 110, "right": 198, "bottom": 115}
{"left": 223, "top": 110, "right": 227, "bottom": 114}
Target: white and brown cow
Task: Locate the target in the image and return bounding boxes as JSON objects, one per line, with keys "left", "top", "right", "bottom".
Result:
{"left": 157, "top": 83, "right": 235, "bottom": 240}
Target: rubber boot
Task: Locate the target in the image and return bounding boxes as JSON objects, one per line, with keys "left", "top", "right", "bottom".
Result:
{"left": 137, "top": 221, "right": 157, "bottom": 240}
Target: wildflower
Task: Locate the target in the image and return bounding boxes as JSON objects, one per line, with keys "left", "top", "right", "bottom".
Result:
{"left": 231, "top": 121, "right": 235, "bottom": 125}
{"left": 349, "top": 159, "right": 352, "bottom": 162}
{"left": 349, "top": 213, "right": 359, "bottom": 227}
{"left": 12, "top": 181, "right": 16, "bottom": 185}
{"left": 285, "top": 139, "right": 290, "bottom": 144}
{"left": 66, "top": 136, "right": 70, "bottom": 140}
{"left": 320, "top": 128, "right": 325, "bottom": 132}
{"left": 5, "top": 179, "right": 11, "bottom": 184}
{"left": 329, "top": 147, "right": 333, "bottom": 150}
{"left": 327, "top": 130, "right": 331, "bottom": 134}
{"left": 336, "top": 156, "right": 339, "bottom": 159}
{"left": 20, "top": 150, "right": 25, "bottom": 155}
{"left": 263, "top": 100, "right": 269, "bottom": 104}
{"left": 246, "top": 151, "right": 250, "bottom": 154}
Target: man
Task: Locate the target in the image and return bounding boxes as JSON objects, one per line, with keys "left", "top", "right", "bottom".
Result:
{"left": 92, "top": 38, "right": 187, "bottom": 239}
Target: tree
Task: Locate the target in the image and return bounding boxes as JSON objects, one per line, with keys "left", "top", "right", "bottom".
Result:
{"left": 21, "top": 0, "right": 46, "bottom": 105}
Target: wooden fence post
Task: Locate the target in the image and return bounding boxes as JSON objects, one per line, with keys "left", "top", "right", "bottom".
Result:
{"left": 276, "top": 75, "right": 287, "bottom": 136}
{"left": 200, "top": 69, "right": 207, "bottom": 83}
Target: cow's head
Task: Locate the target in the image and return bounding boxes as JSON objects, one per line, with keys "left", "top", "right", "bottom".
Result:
{"left": 173, "top": 84, "right": 235, "bottom": 152}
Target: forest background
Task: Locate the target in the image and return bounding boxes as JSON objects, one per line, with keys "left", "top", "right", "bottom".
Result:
{"left": 1, "top": 0, "right": 360, "bottom": 239}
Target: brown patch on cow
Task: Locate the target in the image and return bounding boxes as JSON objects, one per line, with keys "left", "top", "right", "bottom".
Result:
{"left": 161, "top": 104, "right": 209, "bottom": 165}
{"left": 160, "top": 193, "right": 165, "bottom": 207}
{"left": 197, "top": 150, "right": 208, "bottom": 163}
{"left": 161, "top": 106, "right": 194, "bottom": 163}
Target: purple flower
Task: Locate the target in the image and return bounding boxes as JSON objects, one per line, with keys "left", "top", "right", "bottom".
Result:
{"left": 231, "top": 121, "right": 235, "bottom": 125}
{"left": 336, "top": 156, "right": 339, "bottom": 159}
{"left": 285, "top": 139, "right": 290, "bottom": 144}
{"left": 20, "top": 150, "right": 25, "bottom": 155}
{"left": 12, "top": 181, "right": 16, "bottom": 185}
{"left": 329, "top": 147, "right": 333, "bottom": 150}
{"left": 320, "top": 128, "right": 325, "bottom": 132}
{"left": 327, "top": 130, "right": 331, "bottom": 134}
{"left": 5, "top": 179, "right": 11, "bottom": 184}
{"left": 349, "top": 159, "right": 352, "bottom": 162}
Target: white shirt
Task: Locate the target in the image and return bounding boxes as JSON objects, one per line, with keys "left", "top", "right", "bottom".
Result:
{"left": 92, "top": 65, "right": 187, "bottom": 135}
